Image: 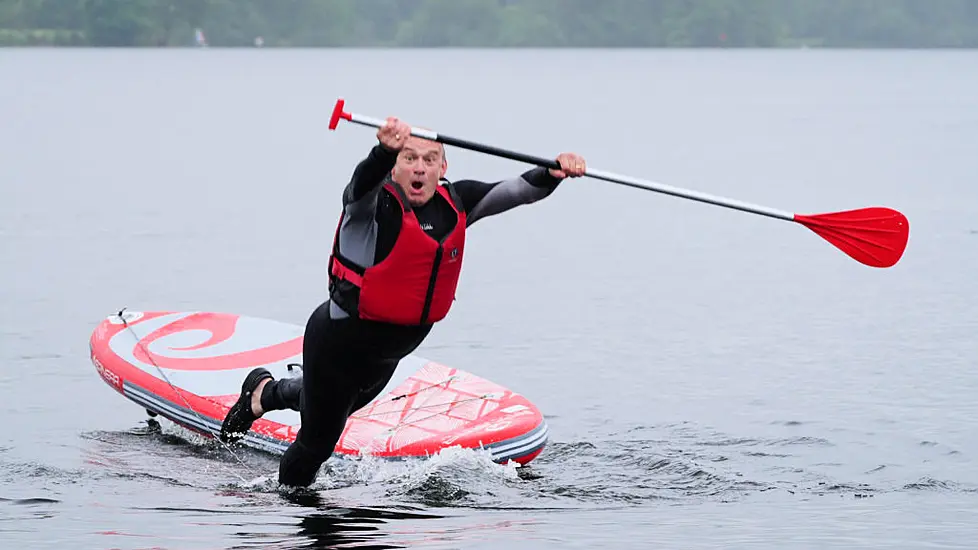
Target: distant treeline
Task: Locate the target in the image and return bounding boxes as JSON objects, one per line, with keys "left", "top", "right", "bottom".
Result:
{"left": 2, "top": 0, "right": 977, "bottom": 48}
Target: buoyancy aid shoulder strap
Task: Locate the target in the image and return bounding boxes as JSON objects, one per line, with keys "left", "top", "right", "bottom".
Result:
{"left": 383, "top": 180, "right": 411, "bottom": 214}
{"left": 440, "top": 179, "right": 464, "bottom": 213}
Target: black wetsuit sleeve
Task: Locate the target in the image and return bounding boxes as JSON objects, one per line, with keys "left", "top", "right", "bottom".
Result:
{"left": 454, "top": 167, "right": 563, "bottom": 226}
{"left": 341, "top": 144, "right": 399, "bottom": 207}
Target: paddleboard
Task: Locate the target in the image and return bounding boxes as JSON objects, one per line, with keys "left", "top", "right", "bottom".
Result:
{"left": 88, "top": 309, "right": 548, "bottom": 465}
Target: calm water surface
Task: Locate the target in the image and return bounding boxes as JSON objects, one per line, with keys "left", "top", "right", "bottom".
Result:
{"left": 2, "top": 48, "right": 977, "bottom": 548}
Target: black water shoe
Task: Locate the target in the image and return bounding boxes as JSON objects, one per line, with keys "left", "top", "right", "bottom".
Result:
{"left": 219, "top": 367, "right": 273, "bottom": 444}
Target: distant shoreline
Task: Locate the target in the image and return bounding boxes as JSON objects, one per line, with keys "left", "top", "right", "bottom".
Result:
{"left": 4, "top": 1, "right": 978, "bottom": 49}
{"left": 3, "top": 45, "right": 978, "bottom": 50}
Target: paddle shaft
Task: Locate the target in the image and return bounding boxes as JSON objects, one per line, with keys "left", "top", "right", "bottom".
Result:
{"left": 340, "top": 111, "right": 796, "bottom": 222}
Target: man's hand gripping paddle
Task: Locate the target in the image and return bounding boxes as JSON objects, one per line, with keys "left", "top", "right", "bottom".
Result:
{"left": 328, "top": 98, "right": 909, "bottom": 268}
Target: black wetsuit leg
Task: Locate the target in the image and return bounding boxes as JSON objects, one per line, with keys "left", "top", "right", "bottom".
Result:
{"left": 259, "top": 373, "right": 301, "bottom": 412}
{"left": 258, "top": 306, "right": 395, "bottom": 415}
{"left": 273, "top": 300, "right": 431, "bottom": 487}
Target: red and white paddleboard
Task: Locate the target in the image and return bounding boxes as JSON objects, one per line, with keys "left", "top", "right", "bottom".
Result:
{"left": 88, "top": 310, "right": 548, "bottom": 465}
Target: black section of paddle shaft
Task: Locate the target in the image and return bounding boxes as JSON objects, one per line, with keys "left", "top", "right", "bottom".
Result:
{"left": 344, "top": 116, "right": 562, "bottom": 170}
{"left": 436, "top": 133, "right": 563, "bottom": 171}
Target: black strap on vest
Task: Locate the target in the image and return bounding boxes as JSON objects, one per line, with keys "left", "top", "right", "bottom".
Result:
{"left": 385, "top": 178, "right": 412, "bottom": 212}
{"left": 441, "top": 178, "right": 464, "bottom": 213}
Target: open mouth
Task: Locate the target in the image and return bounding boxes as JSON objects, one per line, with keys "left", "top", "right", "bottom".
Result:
{"left": 411, "top": 181, "right": 424, "bottom": 191}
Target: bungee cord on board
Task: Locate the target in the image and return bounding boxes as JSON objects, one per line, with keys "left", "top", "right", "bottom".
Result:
{"left": 358, "top": 370, "right": 503, "bottom": 452}
{"left": 390, "top": 375, "right": 458, "bottom": 401}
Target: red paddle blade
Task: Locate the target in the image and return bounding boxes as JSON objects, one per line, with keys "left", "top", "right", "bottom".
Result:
{"left": 793, "top": 207, "right": 909, "bottom": 268}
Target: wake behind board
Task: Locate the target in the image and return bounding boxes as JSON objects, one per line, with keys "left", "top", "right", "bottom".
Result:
{"left": 88, "top": 310, "right": 548, "bottom": 465}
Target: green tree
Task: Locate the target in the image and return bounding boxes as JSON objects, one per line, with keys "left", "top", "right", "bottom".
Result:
{"left": 80, "top": 0, "right": 160, "bottom": 46}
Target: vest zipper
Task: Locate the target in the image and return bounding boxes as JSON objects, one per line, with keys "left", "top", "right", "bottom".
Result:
{"left": 420, "top": 245, "right": 443, "bottom": 325}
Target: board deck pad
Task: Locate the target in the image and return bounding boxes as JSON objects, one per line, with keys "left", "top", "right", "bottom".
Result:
{"left": 88, "top": 310, "right": 548, "bottom": 465}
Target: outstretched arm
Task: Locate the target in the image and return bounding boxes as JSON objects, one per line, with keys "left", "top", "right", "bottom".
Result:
{"left": 455, "top": 167, "right": 563, "bottom": 226}
{"left": 456, "top": 152, "right": 587, "bottom": 226}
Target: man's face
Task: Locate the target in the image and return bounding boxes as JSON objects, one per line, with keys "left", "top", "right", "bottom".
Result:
{"left": 390, "top": 137, "right": 447, "bottom": 207}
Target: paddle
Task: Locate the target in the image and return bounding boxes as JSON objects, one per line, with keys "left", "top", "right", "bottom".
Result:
{"left": 328, "top": 98, "right": 909, "bottom": 268}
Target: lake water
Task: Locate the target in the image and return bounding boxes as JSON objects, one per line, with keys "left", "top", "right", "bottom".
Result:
{"left": 2, "top": 48, "right": 977, "bottom": 549}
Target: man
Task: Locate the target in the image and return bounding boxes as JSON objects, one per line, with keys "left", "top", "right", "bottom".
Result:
{"left": 219, "top": 116, "right": 587, "bottom": 487}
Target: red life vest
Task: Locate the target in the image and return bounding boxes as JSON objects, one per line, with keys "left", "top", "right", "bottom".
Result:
{"left": 328, "top": 182, "right": 466, "bottom": 326}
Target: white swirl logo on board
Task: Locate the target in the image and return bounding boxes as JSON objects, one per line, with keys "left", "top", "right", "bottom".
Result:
{"left": 130, "top": 312, "right": 303, "bottom": 371}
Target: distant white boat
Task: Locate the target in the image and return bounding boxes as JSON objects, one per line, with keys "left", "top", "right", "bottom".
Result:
{"left": 194, "top": 28, "right": 208, "bottom": 47}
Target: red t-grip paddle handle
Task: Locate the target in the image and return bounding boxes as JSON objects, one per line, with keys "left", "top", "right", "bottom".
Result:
{"left": 329, "top": 98, "right": 350, "bottom": 130}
